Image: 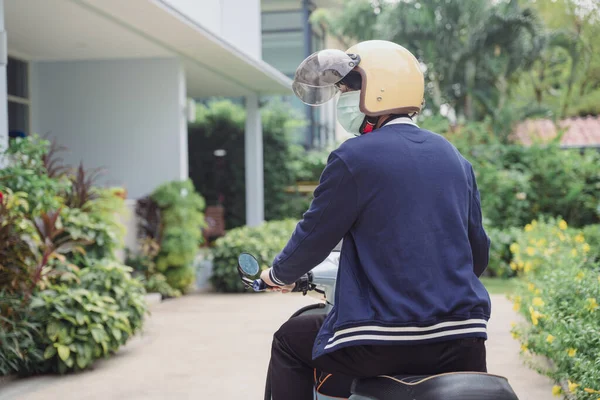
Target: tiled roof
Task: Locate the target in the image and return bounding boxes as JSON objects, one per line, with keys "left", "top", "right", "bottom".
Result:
{"left": 513, "top": 116, "right": 600, "bottom": 147}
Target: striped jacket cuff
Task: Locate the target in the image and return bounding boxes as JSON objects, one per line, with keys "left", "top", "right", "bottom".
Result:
{"left": 269, "top": 269, "right": 286, "bottom": 286}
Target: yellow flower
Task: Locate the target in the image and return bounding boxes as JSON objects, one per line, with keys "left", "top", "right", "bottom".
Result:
{"left": 526, "top": 247, "right": 536, "bottom": 256}
{"left": 584, "top": 388, "right": 600, "bottom": 394}
{"left": 510, "top": 243, "right": 520, "bottom": 254}
{"left": 575, "top": 271, "right": 585, "bottom": 281}
{"left": 546, "top": 334, "right": 555, "bottom": 344}
{"left": 536, "top": 239, "right": 547, "bottom": 247}
{"left": 518, "top": 261, "right": 525, "bottom": 270}
{"left": 586, "top": 298, "right": 598, "bottom": 312}
{"left": 529, "top": 307, "right": 543, "bottom": 326}
{"left": 510, "top": 262, "right": 518, "bottom": 271}
{"left": 558, "top": 233, "right": 566, "bottom": 241}
{"left": 575, "top": 233, "right": 585, "bottom": 243}
{"left": 511, "top": 331, "right": 520, "bottom": 340}
{"left": 520, "top": 343, "right": 528, "bottom": 352}
{"left": 559, "top": 220, "right": 568, "bottom": 230}
{"left": 532, "top": 297, "right": 545, "bottom": 307}
{"left": 567, "top": 348, "right": 577, "bottom": 357}
{"left": 535, "top": 288, "right": 541, "bottom": 295}
{"left": 571, "top": 248, "right": 578, "bottom": 257}
{"left": 583, "top": 243, "right": 591, "bottom": 253}
{"left": 552, "top": 385, "right": 562, "bottom": 396}
{"left": 525, "top": 224, "right": 533, "bottom": 232}
{"left": 524, "top": 261, "right": 533, "bottom": 273}
{"left": 513, "top": 302, "right": 521, "bottom": 312}
{"left": 528, "top": 283, "right": 536, "bottom": 292}
{"left": 568, "top": 380, "right": 579, "bottom": 393}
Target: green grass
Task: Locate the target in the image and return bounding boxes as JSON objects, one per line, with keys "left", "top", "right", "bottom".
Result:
{"left": 480, "top": 277, "right": 518, "bottom": 295}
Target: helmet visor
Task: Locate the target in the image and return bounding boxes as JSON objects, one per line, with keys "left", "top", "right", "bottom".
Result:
{"left": 292, "top": 49, "right": 360, "bottom": 105}
{"left": 292, "top": 81, "right": 339, "bottom": 106}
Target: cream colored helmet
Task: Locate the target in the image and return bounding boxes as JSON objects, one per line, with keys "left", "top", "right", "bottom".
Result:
{"left": 292, "top": 40, "right": 424, "bottom": 115}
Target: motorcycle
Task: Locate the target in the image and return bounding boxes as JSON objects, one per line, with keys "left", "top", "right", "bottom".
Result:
{"left": 237, "top": 251, "right": 520, "bottom": 400}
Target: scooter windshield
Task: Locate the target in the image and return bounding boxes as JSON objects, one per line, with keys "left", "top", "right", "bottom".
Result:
{"left": 292, "top": 49, "right": 360, "bottom": 106}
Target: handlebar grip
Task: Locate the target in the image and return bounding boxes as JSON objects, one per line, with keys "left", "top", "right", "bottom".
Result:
{"left": 252, "top": 279, "right": 269, "bottom": 292}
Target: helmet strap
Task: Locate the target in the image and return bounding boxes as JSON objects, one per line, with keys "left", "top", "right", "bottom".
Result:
{"left": 359, "top": 116, "right": 377, "bottom": 135}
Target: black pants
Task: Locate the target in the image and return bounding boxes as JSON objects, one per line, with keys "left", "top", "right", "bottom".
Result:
{"left": 268, "top": 313, "right": 487, "bottom": 400}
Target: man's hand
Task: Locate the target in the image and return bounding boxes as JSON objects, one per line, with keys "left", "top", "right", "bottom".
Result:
{"left": 261, "top": 268, "right": 296, "bottom": 293}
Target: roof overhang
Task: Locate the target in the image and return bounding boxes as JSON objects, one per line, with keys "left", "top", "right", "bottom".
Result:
{"left": 5, "top": 0, "right": 292, "bottom": 98}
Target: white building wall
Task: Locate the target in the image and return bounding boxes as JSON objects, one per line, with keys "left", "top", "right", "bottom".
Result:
{"left": 221, "top": 0, "right": 261, "bottom": 59}
{"left": 30, "top": 57, "right": 187, "bottom": 199}
{"left": 163, "top": 0, "right": 223, "bottom": 37}
{"left": 162, "top": 0, "right": 261, "bottom": 59}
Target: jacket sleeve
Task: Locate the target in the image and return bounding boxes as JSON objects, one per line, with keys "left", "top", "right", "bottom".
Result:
{"left": 269, "top": 153, "right": 358, "bottom": 286}
{"left": 468, "top": 166, "right": 491, "bottom": 277}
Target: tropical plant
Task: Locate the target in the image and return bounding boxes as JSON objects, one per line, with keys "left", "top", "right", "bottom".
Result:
{"left": 0, "top": 293, "right": 45, "bottom": 376}
{"left": 78, "top": 260, "right": 147, "bottom": 336}
{"left": 0, "top": 189, "right": 34, "bottom": 292}
{"left": 63, "top": 162, "right": 104, "bottom": 210}
{"left": 0, "top": 136, "right": 70, "bottom": 214}
{"left": 29, "top": 260, "right": 147, "bottom": 374}
{"left": 315, "top": 0, "right": 546, "bottom": 124}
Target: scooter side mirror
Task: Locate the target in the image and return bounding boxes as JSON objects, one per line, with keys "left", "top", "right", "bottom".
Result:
{"left": 238, "top": 253, "right": 260, "bottom": 278}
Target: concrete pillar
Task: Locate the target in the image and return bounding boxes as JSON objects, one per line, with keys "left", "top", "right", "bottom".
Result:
{"left": 0, "top": 0, "right": 8, "bottom": 160}
{"left": 244, "top": 93, "right": 264, "bottom": 227}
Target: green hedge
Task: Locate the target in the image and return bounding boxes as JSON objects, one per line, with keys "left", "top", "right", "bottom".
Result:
{"left": 509, "top": 218, "right": 600, "bottom": 398}
{"left": 210, "top": 220, "right": 298, "bottom": 293}
{"left": 188, "top": 100, "right": 309, "bottom": 229}
{"left": 421, "top": 119, "right": 600, "bottom": 229}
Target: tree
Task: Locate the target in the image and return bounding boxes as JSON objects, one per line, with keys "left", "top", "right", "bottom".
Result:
{"left": 514, "top": 0, "right": 600, "bottom": 117}
{"left": 315, "top": 0, "right": 546, "bottom": 125}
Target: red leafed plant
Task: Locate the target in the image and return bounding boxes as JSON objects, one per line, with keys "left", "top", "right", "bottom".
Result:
{"left": 64, "top": 162, "right": 105, "bottom": 210}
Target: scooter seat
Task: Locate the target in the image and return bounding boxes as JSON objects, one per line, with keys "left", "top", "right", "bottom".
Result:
{"left": 349, "top": 372, "right": 519, "bottom": 400}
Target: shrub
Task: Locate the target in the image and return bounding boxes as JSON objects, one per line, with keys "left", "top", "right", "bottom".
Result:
{"left": 426, "top": 119, "right": 600, "bottom": 229}
{"left": 78, "top": 260, "right": 147, "bottom": 335}
{"left": 148, "top": 179, "right": 206, "bottom": 292}
{"left": 0, "top": 293, "right": 45, "bottom": 376}
{"left": 211, "top": 219, "right": 298, "bottom": 293}
{"left": 486, "top": 226, "right": 521, "bottom": 278}
{"left": 581, "top": 225, "right": 600, "bottom": 263}
{"left": 141, "top": 273, "right": 181, "bottom": 299}
{"left": 508, "top": 218, "right": 600, "bottom": 398}
{"left": 188, "top": 99, "right": 308, "bottom": 229}
{"left": 0, "top": 136, "right": 70, "bottom": 214}
{"left": 289, "top": 145, "right": 330, "bottom": 182}
{"left": 29, "top": 260, "right": 147, "bottom": 374}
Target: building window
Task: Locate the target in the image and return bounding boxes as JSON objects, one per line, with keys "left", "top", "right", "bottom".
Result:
{"left": 7, "top": 56, "right": 30, "bottom": 136}
{"left": 262, "top": 6, "right": 334, "bottom": 148}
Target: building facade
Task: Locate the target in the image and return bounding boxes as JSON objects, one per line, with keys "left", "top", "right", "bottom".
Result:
{"left": 1, "top": 0, "right": 292, "bottom": 229}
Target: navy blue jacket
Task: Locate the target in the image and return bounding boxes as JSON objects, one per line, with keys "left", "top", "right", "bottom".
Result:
{"left": 270, "top": 119, "right": 491, "bottom": 359}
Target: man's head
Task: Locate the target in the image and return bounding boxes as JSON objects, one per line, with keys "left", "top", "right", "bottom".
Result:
{"left": 292, "top": 40, "right": 425, "bottom": 135}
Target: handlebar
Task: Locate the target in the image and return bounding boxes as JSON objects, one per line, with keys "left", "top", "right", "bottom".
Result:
{"left": 247, "top": 272, "right": 314, "bottom": 295}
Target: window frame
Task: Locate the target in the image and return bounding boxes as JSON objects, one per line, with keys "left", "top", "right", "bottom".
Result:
{"left": 6, "top": 53, "right": 32, "bottom": 135}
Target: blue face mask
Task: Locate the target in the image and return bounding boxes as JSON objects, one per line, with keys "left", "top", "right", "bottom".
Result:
{"left": 336, "top": 91, "right": 366, "bottom": 136}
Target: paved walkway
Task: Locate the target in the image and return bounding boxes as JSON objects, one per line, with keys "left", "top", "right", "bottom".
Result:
{"left": 0, "top": 293, "right": 557, "bottom": 400}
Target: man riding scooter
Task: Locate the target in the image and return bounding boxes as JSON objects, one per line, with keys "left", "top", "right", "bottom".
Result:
{"left": 260, "top": 40, "right": 492, "bottom": 400}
